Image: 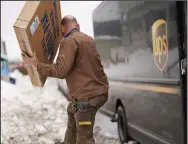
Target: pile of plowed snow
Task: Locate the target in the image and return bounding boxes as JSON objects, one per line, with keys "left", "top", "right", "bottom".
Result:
{"left": 2, "top": 70, "right": 68, "bottom": 144}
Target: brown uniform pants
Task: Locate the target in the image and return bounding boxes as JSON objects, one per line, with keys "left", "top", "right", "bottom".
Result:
{"left": 63, "top": 94, "right": 108, "bottom": 144}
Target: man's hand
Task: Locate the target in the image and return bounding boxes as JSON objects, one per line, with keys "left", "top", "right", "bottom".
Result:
{"left": 22, "top": 52, "right": 38, "bottom": 68}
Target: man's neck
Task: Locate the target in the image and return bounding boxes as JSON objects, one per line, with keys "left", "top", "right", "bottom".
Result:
{"left": 64, "top": 27, "right": 79, "bottom": 38}
{"left": 67, "top": 27, "right": 77, "bottom": 33}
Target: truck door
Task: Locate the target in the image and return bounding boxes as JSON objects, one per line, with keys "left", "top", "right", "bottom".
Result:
{"left": 176, "top": 1, "right": 187, "bottom": 144}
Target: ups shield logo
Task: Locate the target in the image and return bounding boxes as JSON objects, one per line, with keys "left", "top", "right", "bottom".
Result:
{"left": 152, "top": 19, "right": 168, "bottom": 72}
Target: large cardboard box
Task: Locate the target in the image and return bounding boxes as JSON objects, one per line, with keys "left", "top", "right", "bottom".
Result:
{"left": 14, "top": 1, "right": 62, "bottom": 87}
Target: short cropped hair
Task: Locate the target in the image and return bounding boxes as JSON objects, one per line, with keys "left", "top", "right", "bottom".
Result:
{"left": 61, "top": 16, "right": 77, "bottom": 26}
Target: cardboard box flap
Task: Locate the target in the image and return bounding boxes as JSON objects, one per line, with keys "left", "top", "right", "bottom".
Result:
{"left": 14, "top": 19, "right": 28, "bottom": 29}
{"left": 17, "top": 1, "right": 40, "bottom": 22}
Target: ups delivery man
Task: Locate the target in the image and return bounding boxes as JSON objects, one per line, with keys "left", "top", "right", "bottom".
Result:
{"left": 22, "top": 15, "right": 109, "bottom": 144}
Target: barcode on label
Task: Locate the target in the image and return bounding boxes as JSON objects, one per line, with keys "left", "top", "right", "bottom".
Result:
{"left": 30, "top": 16, "right": 40, "bottom": 35}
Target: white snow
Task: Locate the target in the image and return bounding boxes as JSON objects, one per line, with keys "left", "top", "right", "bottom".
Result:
{"left": 1, "top": 70, "right": 68, "bottom": 144}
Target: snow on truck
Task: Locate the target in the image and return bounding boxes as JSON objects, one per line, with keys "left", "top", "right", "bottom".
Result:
{"left": 93, "top": 1, "right": 187, "bottom": 144}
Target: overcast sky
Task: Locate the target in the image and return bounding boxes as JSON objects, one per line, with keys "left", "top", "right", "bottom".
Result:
{"left": 1, "top": 1, "right": 102, "bottom": 61}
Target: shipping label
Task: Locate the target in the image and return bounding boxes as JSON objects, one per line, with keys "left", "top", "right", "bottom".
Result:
{"left": 30, "top": 16, "right": 40, "bottom": 35}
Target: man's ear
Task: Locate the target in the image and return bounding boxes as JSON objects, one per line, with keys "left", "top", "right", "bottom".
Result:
{"left": 77, "top": 23, "right": 80, "bottom": 29}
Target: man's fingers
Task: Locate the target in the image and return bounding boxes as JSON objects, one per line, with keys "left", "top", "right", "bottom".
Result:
{"left": 22, "top": 53, "right": 29, "bottom": 59}
{"left": 21, "top": 52, "right": 37, "bottom": 67}
{"left": 22, "top": 51, "right": 32, "bottom": 58}
{"left": 20, "top": 52, "right": 31, "bottom": 67}
{"left": 21, "top": 53, "right": 26, "bottom": 58}
{"left": 21, "top": 51, "right": 28, "bottom": 56}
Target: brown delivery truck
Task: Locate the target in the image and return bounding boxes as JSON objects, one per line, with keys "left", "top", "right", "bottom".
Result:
{"left": 93, "top": 1, "right": 187, "bottom": 144}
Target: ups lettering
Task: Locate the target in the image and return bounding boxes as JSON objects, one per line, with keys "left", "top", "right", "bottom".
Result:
{"left": 153, "top": 34, "right": 168, "bottom": 64}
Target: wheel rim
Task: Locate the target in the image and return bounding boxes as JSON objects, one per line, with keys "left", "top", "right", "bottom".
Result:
{"left": 118, "top": 110, "right": 126, "bottom": 141}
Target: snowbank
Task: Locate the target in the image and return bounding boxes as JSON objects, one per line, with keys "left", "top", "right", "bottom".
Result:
{"left": 2, "top": 70, "right": 68, "bottom": 144}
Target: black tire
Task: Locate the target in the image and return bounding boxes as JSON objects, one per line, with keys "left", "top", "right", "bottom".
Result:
{"left": 117, "top": 105, "right": 129, "bottom": 144}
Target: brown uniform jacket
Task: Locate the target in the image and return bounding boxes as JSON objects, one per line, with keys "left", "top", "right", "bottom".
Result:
{"left": 37, "top": 30, "right": 109, "bottom": 100}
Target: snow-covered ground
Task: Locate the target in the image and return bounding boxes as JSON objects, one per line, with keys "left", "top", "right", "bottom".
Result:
{"left": 1, "top": 70, "right": 118, "bottom": 144}
{"left": 1, "top": 70, "right": 135, "bottom": 144}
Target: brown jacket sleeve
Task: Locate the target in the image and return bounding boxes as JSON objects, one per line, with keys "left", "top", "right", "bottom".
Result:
{"left": 37, "top": 38, "right": 78, "bottom": 79}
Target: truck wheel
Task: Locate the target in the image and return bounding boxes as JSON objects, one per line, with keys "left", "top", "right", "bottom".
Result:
{"left": 117, "top": 105, "right": 129, "bottom": 144}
